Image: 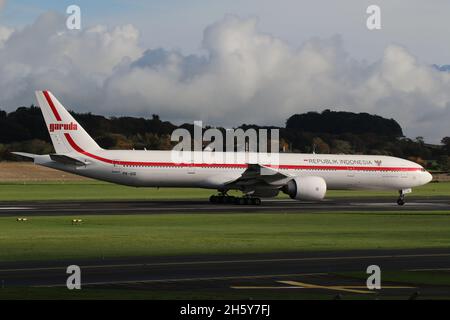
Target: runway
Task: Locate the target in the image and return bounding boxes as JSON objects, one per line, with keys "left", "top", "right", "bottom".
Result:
{"left": 1, "top": 197, "right": 450, "bottom": 298}
{"left": 1, "top": 248, "right": 450, "bottom": 298}
{"left": 0, "top": 197, "right": 449, "bottom": 216}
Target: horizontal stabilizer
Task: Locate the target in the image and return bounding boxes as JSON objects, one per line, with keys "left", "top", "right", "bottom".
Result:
{"left": 50, "top": 154, "right": 88, "bottom": 166}
{"left": 10, "top": 152, "right": 37, "bottom": 160}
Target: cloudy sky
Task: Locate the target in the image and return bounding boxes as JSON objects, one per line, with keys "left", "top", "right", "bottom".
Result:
{"left": 0, "top": 0, "right": 449, "bottom": 143}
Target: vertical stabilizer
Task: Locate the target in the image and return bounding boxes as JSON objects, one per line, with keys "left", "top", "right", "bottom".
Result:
{"left": 35, "top": 91, "right": 101, "bottom": 154}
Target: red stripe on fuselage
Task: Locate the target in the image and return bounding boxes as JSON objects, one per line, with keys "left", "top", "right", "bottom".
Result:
{"left": 63, "top": 133, "right": 422, "bottom": 172}
{"left": 64, "top": 133, "right": 113, "bottom": 164}
{"left": 43, "top": 91, "right": 62, "bottom": 121}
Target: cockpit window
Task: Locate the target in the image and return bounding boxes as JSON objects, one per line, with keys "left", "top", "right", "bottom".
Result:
{"left": 421, "top": 168, "right": 426, "bottom": 172}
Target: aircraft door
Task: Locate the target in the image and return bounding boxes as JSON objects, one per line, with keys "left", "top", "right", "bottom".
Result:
{"left": 188, "top": 156, "right": 196, "bottom": 174}
{"left": 112, "top": 160, "right": 122, "bottom": 174}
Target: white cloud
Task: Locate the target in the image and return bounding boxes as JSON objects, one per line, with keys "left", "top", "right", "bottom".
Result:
{"left": 0, "top": 1, "right": 10, "bottom": 47}
{"left": 0, "top": 12, "right": 142, "bottom": 108}
{"left": 0, "top": 13, "right": 449, "bottom": 143}
{"left": 0, "top": 25, "right": 13, "bottom": 48}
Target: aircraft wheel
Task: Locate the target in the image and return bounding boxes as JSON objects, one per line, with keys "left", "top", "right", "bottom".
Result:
{"left": 250, "top": 198, "right": 261, "bottom": 205}
{"left": 397, "top": 190, "right": 406, "bottom": 206}
{"left": 209, "top": 195, "right": 217, "bottom": 203}
{"left": 225, "top": 196, "right": 235, "bottom": 204}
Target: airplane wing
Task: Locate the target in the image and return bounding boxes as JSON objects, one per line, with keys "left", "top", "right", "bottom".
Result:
{"left": 225, "top": 164, "right": 290, "bottom": 189}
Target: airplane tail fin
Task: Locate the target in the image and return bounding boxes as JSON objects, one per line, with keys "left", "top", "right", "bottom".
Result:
{"left": 35, "top": 91, "right": 101, "bottom": 154}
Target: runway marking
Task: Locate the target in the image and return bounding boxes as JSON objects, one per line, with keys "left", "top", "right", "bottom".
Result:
{"left": 231, "top": 286, "right": 304, "bottom": 290}
{"left": 280, "top": 281, "right": 414, "bottom": 293}
{"left": 352, "top": 202, "right": 447, "bottom": 207}
{"left": 232, "top": 281, "right": 414, "bottom": 294}
{"left": 2, "top": 253, "right": 450, "bottom": 273}
{"left": 34, "top": 272, "right": 328, "bottom": 287}
{"left": 0, "top": 207, "right": 31, "bottom": 210}
{"left": 407, "top": 267, "right": 450, "bottom": 272}
{"left": 280, "top": 280, "right": 374, "bottom": 294}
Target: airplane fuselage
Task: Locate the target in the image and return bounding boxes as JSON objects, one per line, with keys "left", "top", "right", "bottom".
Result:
{"left": 34, "top": 150, "right": 432, "bottom": 191}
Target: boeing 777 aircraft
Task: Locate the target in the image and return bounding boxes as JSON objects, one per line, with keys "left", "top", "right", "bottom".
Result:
{"left": 13, "top": 91, "right": 433, "bottom": 206}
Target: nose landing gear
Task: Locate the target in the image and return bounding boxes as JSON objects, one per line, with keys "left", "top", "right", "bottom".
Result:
{"left": 397, "top": 189, "right": 411, "bottom": 206}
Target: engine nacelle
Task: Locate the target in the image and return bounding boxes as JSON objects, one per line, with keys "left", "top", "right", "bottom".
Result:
{"left": 282, "top": 176, "right": 327, "bottom": 201}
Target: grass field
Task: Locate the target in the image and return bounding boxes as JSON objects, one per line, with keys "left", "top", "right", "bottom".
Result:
{"left": 1, "top": 211, "right": 450, "bottom": 262}
{"left": 0, "top": 181, "right": 215, "bottom": 201}
{"left": 0, "top": 180, "right": 449, "bottom": 201}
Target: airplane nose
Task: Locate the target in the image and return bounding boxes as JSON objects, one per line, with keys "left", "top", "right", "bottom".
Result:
{"left": 424, "top": 171, "right": 433, "bottom": 184}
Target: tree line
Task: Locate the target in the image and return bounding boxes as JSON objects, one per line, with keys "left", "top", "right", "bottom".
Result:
{"left": 0, "top": 106, "right": 449, "bottom": 171}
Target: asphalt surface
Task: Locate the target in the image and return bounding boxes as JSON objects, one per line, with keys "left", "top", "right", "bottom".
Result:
{"left": 0, "top": 197, "right": 449, "bottom": 216}
{"left": 0, "top": 248, "right": 449, "bottom": 286}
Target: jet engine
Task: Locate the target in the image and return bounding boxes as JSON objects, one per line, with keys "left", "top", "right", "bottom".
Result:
{"left": 282, "top": 176, "right": 327, "bottom": 201}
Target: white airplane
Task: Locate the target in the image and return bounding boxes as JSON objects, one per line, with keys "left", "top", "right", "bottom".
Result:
{"left": 13, "top": 91, "right": 432, "bottom": 206}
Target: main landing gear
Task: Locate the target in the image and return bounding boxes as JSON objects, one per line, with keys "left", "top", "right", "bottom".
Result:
{"left": 396, "top": 189, "right": 411, "bottom": 206}
{"left": 397, "top": 194, "right": 405, "bottom": 206}
{"left": 209, "top": 194, "right": 262, "bottom": 205}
